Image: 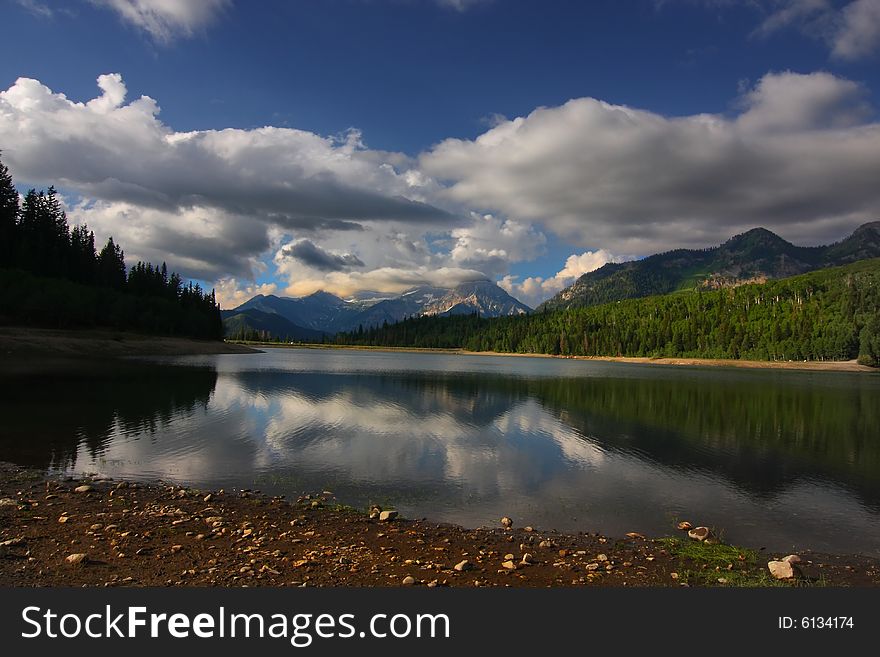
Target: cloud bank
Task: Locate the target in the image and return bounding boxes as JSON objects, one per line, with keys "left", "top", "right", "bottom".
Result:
{"left": 421, "top": 70, "right": 880, "bottom": 255}
{"left": 0, "top": 73, "right": 454, "bottom": 285}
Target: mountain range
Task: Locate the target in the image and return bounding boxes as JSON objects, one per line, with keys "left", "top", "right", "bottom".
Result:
{"left": 540, "top": 221, "right": 880, "bottom": 311}
{"left": 222, "top": 280, "right": 531, "bottom": 339}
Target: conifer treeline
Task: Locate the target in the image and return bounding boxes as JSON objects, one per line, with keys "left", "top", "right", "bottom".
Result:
{"left": 335, "top": 258, "right": 880, "bottom": 366}
{"left": 0, "top": 154, "right": 222, "bottom": 339}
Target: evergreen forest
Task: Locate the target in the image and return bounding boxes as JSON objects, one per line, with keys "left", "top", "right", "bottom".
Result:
{"left": 0, "top": 154, "right": 223, "bottom": 340}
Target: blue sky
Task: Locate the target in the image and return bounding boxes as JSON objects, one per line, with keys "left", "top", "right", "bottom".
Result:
{"left": 2, "top": 0, "right": 880, "bottom": 307}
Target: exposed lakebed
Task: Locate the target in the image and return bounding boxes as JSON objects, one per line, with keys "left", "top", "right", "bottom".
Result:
{"left": 2, "top": 347, "right": 879, "bottom": 556}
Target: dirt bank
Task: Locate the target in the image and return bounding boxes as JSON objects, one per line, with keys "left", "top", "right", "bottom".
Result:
{"left": 0, "top": 327, "right": 257, "bottom": 375}
{"left": 1, "top": 463, "right": 877, "bottom": 588}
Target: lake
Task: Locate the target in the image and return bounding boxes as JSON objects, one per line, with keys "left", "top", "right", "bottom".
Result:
{"left": 2, "top": 346, "right": 879, "bottom": 556}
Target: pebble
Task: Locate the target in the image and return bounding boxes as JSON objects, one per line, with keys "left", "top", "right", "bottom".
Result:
{"left": 501, "top": 560, "right": 517, "bottom": 570}
{"left": 171, "top": 545, "right": 183, "bottom": 553}
{"left": 782, "top": 554, "right": 802, "bottom": 564}
{"left": 58, "top": 515, "right": 72, "bottom": 523}
{"left": 379, "top": 510, "right": 398, "bottom": 522}
{"left": 65, "top": 553, "right": 88, "bottom": 565}
{"left": 504, "top": 553, "right": 515, "bottom": 561}
{"left": 500, "top": 517, "right": 513, "bottom": 529}
{"left": 596, "top": 553, "right": 608, "bottom": 562}
{"left": 521, "top": 553, "right": 534, "bottom": 565}
{"left": 74, "top": 485, "right": 93, "bottom": 493}
{"left": 454, "top": 560, "right": 472, "bottom": 572}
{"left": 402, "top": 576, "right": 416, "bottom": 586}
{"left": 0, "top": 498, "right": 17, "bottom": 507}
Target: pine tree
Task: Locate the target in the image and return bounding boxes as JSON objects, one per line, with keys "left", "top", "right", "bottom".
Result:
{"left": 0, "top": 153, "right": 19, "bottom": 268}
{"left": 97, "top": 237, "right": 126, "bottom": 289}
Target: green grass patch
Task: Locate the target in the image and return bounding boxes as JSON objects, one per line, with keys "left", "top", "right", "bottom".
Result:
{"left": 656, "top": 537, "right": 826, "bottom": 588}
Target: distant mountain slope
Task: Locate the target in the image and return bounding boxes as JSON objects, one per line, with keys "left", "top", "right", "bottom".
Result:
{"left": 228, "top": 280, "right": 531, "bottom": 338}
{"left": 335, "top": 258, "right": 880, "bottom": 367}
{"left": 540, "top": 221, "right": 880, "bottom": 311}
{"left": 221, "top": 308, "right": 324, "bottom": 341}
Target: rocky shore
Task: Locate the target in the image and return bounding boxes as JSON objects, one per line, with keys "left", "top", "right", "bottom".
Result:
{"left": 1, "top": 462, "right": 877, "bottom": 588}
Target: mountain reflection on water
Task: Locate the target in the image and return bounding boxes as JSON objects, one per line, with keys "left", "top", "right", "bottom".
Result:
{"left": 2, "top": 347, "right": 878, "bottom": 556}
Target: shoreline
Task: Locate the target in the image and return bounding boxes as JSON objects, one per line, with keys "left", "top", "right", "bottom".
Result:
{"left": 1, "top": 462, "right": 877, "bottom": 588}
{"left": 233, "top": 341, "right": 874, "bottom": 373}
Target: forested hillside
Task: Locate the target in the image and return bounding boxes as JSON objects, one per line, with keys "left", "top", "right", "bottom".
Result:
{"left": 0, "top": 154, "right": 223, "bottom": 340}
{"left": 336, "top": 259, "right": 880, "bottom": 366}
{"left": 540, "top": 223, "right": 880, "bottom": 311}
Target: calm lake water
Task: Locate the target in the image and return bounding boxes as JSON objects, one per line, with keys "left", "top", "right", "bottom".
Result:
{"left": 3, "top": 347, "right": 880, "bottom": 556}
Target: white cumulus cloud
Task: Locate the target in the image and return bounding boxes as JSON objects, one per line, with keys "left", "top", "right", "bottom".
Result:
{"left": 500, "top": 250, "right": 630, "bottom": 307}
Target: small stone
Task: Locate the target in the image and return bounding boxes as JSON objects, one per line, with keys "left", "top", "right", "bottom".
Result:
{"left": 0, "top": 498, "right": 17, "bottom": 507}
{"left": 500, "top": 517, "right": 513, "bottom": 529}
{"left": 203, "top": 494, "right": 213, "bottom": 503}
{"left": 58, "top": 515, "right": 72, "bottom": 523}
{"left": 677, "top": 521, "right": 693, "bottom": 531}
{"left": 625, "top": 532, "right": 645, "bottom": 539}
{"left": 454, "top": 560, "right": 472, "bottom": 572}
{"left": 74, "top": 485, "right": 93, "bottom": 493}
{"left": 596, "top": 553, "right": 608, "bottom": 562}
{"left": 521, "top": 553, "right": 534, "bottom": 565}
{"left": 558, "top": 549, "right": 568, "bottom": 558}
{"left": 379, "top": 510, "right": 398, "bottom": 522}
{"left": 688, "top": 526, "right": 711, "bottom": 542}
{"left": 523, "top": 526, "right": 534, "bottom": 533}
{"left": 501, "top": 560, "right": 517, "bottom": 570}
{"left": 171, "top": 545, "right": 183, "bottom": 552}
{"left": 585, "top": 563, "right": 600, "bottom": 571}
{"left": 782, "top": 554, "right": 802, "bottom": 564}
{"left": 402, "top": 576, "right": 416, "bottom": 586}
{"left": 89, "top": 523, "right": 103, "bottom": 531}
{"left": 65, "top": 553, "right": 88, "bottom": 565}
{"left": 768, "top": 560, "right": 796, "bottom": 580}
{"left": 504, "top": 553, "right": 515, "bottom": 561}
